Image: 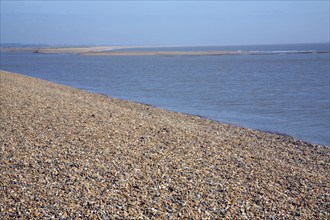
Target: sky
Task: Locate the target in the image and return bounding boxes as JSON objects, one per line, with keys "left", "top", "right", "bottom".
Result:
{"left": 1, "top": 1, "right": 329, "bottom": 46}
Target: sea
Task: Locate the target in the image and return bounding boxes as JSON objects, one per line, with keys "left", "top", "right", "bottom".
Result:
{"left": 1, "top": 43, "right": 329, "bottom": 146}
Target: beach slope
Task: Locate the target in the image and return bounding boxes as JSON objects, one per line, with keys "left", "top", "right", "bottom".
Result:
{"left": 0, "top": 70, "right": 329, "bottom": 218}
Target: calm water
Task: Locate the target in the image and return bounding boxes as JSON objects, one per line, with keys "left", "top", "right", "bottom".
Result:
{"left": 115, "top": 43, "right": 330, "bottom": 52}
{"left": 1, "top": 44, "right": 329, "bottom": 146}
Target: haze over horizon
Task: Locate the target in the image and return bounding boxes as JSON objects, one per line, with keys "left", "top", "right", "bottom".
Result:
{"left": 1, "top": 1, "right": 329, "bottom": 46}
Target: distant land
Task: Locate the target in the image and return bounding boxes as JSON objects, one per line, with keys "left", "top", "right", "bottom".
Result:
{"left": 1, "top": 43, "right": 329, "bottom": 56}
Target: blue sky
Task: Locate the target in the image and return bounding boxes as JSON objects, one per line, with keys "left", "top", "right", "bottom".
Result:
{"left": 1, "top": 1, "right": 329, "bottom": 46}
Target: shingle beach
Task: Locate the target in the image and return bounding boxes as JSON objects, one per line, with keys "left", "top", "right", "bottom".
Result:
{"left": 0, "top": 70, "right": 329, "bottom": 219}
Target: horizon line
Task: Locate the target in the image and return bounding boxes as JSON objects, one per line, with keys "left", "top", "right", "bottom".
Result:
{"left": 1, "top": 41, "right": 329, "bottom": 48}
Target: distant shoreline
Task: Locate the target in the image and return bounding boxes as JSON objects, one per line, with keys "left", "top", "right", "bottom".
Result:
{"left": 1, "top": 45, "right": 328, "bottom": 56}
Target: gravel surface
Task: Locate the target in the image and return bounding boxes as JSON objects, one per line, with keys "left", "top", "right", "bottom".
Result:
{"left": 0, "top": 70, "right": 329, "bottom": 219}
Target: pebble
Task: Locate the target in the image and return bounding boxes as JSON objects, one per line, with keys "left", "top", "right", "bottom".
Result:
{"left": 0, "top": 70, "right": 329, "bottom": 219}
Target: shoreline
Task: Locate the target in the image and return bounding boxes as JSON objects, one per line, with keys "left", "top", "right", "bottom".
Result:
{"left": 1, "top": 46, "right": 328, "bottom": 56}
{"left": 0, "top": 45, "right": 165, "bottom": 54}
{"left": 126, "top": 99, "right": 317, "bottom": 146}
{"left": 1, "top": 70, "right": 329, "bottom": 218}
